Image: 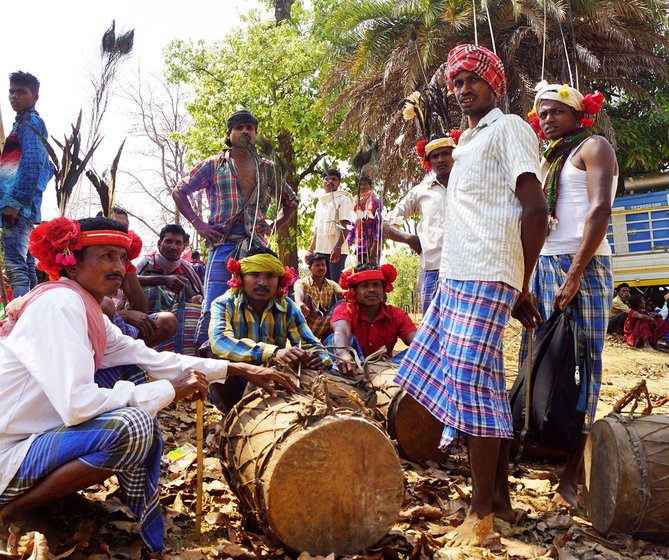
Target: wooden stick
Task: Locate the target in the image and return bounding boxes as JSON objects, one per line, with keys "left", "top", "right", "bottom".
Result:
{"left": 195, "top": 399, "right": 204, "bottom": 537}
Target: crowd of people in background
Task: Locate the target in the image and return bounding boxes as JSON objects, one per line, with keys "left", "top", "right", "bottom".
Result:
{"left": 1, "top": 44, "right": 668, "bottom": 554}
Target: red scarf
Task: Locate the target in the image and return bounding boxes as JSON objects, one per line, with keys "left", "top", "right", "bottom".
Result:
{"left": 0, "top": 278, "right": 107, "bottom": 370}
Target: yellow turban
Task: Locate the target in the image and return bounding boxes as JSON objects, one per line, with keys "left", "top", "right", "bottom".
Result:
{"left": 239, "top": 253, "right": 285, "bottom": 277}
{"left": 425, "top": 137, "right": 456, "bottom": 158}
{"left": 533, "top": 82, "right": 584, "bottom": 113}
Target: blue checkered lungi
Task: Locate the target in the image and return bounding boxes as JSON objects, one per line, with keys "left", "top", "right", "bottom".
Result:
{"left": 396, "top": 279, "right": 518, "bottom": 447}
{"left": 0, "top": 407, "right": 164, "bottom": 552}
{"left": 418, "top": 269, "right": 440, "bottom": 315}
{"left": 519, "top": 255, "right": 613, "bottom": 432}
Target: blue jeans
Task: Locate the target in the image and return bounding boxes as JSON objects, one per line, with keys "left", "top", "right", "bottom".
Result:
{"left": 2, "top": 216, "right": 36, "bottom": 297}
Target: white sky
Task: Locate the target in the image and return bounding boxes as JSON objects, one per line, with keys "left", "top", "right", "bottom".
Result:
{"left": 0, "top": 0, "right": 263, "bottom": 236}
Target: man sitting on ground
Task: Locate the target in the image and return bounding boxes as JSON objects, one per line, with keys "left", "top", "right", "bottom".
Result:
{"left": 607, "top": 282, "right": 631, "bottom": 335}
{"left": 0, "top": 216, "right": 294, "bottom": 557}
{"left": 136, "top": 224, "right": 203, "bottom": 354}
{"left": 98, "top": 207, "right": 176, "bottom": 347}
{"left": 208, "top": 247, "right": 331, "bottom": 410}
{"left": 293, "top": 252, "right": 344, "bottom": 341}
{"left": 331, "top": 263, "right": 416, "bottom": 376}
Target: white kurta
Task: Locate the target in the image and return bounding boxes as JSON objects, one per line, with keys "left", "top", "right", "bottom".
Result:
{"left": 0, "top": 287, "right": 230, "bottom": 495}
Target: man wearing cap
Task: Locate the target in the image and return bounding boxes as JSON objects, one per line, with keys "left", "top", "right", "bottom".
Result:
{"left": 395, "top": 45, "right": 548, "bottom": 544}
{"left": 305, "top": 168, "right": 356, "bottom": 282}
{"left": 0, "top": 216, "right": 294, "bottom": 556}
{"left": 172, "top": 109, "right": 298, "bottom": 346}
{"left": 208, "top": 247, "right": 331, "bottom": 411}
{"left": 384, "top": 133, "right": 457, "bottom": 314}
{"left": 519, "top": 83, "right": 617, "bottom": 508}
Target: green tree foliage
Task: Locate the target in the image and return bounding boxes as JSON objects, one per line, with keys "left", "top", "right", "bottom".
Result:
{"left": 163, "top": 5, "right": 354, "bottom": 263}
{"left": 316, "top": 0, "right": 669, "bottom": 190}
{"left": 385, "top": 246, "right": 421, "bottom": 312}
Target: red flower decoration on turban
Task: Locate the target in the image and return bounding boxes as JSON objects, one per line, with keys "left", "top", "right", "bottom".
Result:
{"left": 29, "top": 217, "right": 83, "bottom": 280}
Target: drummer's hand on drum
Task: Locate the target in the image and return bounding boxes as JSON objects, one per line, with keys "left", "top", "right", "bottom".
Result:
{"left": 303, "top": 352, "right": 323, "bottom": 370}
{"left": 170, "top": 369, "right": 209, "bottom": 402}
{"left": 228, "top": 363, "right": 297, "bottom": 397}
{"left": 275, "top": 347, "right": 306, "bottom": 369}
{"left": 336, "top": 349, "right": 358, "bottom": 378}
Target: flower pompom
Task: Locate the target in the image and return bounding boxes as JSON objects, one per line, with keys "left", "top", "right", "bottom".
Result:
{"left": 582, "top": 91, "right": 604, "bottom": 116}
{"left": 558, "top": 84, "right": 570, "bottom": 98}
{"left": 527, "top": 109, "right": 547, "bottom": 140}
{"left": 277, "top": 266, "right": 299, "bottom": 297}
{"left": 127, "top": 230, "right": 143, "bottom": 261}
{"left": 449, "top": 128, "right": 463, "bottom": 145}
{"left": 29, "top": 217, "right": 82, "bottom": 280}
{"left": 227, "top": 277, "right": 243, "bottom": 289}
{"left": 380, "top": 263, "right": 397, "bottom": 284}
{"left": 415, "top": 139, "right": 428, "bottom": 159}
{"left": 338, "top": 268, "right": 356, "bottom": 290}
{"left": 580, "top": 116, "right": 595, "bottom": 128}
{"left": 227, "top": 259, "right": 242, "bottom": 276}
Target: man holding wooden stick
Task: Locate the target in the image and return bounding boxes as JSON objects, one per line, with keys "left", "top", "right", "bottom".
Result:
{"left": 0, "top": 216, "right": 295, "bottom": 557}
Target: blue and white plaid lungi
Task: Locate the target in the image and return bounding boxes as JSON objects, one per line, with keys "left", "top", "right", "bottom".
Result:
{"left": 0, "top": 406, "right": 164, "bottom": 552}
{"left": 418, "top": 269, "right": 440, "bottom": 315}
{"left": 396, "top": 279, "right": 518, "bottom": 447}
{"left": 519, "top": 255, "right": 613, "bottom": 432}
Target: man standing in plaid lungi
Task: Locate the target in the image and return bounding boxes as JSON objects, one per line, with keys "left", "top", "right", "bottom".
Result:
{"left": 395, "top": 44, "right": 548, "bottom": 545}
{"left": 519, "top": 83, "right": 617, "bottom": 509}
{"left": 0, "top": 216, "right": 295, "bottom": 557}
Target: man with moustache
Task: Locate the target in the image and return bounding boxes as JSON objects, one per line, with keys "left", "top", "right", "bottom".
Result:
{"left": 172, "top": 110, "right": 298, "bottom": 347}
{"left": 519, "top": 82, "right": 617, "bottom": 508}
{"left": 395, "top": 45, "right": 548, "bottom": 545}
{"left": 0, "top": 216, "right": 294, "bottom": 556}
{"left": 208, "top": 247, "right": 331, "bottom": 411}
{"left": 385, "top": 133, "right": 457, "bottom": 314}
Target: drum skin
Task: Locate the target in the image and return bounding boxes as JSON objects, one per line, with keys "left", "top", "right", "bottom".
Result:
{"left": 371, "top": 367, "right": 447, "bottom": 463}
{"left": 584, "top": 413, "right": 669, "bottom": 538}
{"left": 220, "top": 390, "right": 404, "bottom": 555}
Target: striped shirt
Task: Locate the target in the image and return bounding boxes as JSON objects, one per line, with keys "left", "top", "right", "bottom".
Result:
{"left": 176, "top": 150, "right": 298, "bottom": 246}
{"left": 208, "top": 289, "right": 331, "bottom": 365}
{"left": 439, "top": 108, "right": 540, "bottom": 291}
{"left": 387, "top": 176, "right": 447, "bottom": 271}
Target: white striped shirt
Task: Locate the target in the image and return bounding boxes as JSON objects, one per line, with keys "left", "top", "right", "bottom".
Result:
{"left": 439, "top": 108, "right": 541, "bottom": 291}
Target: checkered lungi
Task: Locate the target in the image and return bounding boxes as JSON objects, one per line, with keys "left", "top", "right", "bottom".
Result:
{"left": 418, "top": 269, "right": 440, "bottom": 315}
{"left": 396, "top": 279, "right": 518, "bottom": 447}
{"left": 0, "top": 407, "right": 164, "bottom": 552}
{"left": 519, "top": 255, "right": 613, "bottom": 432}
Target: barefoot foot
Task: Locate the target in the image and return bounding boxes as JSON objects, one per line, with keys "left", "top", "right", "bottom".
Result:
{"left": 552, "top": 483, "right": 578, "bottom": 510}
{"left": 447, "top": 509, "right": 497, "bottom": 547}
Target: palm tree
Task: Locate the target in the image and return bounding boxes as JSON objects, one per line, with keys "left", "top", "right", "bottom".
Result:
{"left": 319, "top": 0, "right": 669, "bottom": 189}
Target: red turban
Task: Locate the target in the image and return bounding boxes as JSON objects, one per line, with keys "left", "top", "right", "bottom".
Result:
{"left": 445, "top": 44, "right": 506, "bottom": 99}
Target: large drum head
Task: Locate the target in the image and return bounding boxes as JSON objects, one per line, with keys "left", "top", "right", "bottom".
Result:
{"left": 264, "top": 416, "right": 404, "bottom": 555}
{"left": 393, "top": 393, "right": 447, "bottom": 462}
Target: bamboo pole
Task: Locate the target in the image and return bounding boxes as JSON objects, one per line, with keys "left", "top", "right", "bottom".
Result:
{"left": 195, "top": 399, "right": 204, "bottom": 537}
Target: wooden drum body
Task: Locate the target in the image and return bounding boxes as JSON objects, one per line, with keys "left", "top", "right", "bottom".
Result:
{"left": 584, "top": 413, "right": 669, "bottom": 538}
{"left": 370, "top": 366, "right": 447, "bottom": 463}
{"left": 220, "top": 390, "right": 404, "bottom": 555}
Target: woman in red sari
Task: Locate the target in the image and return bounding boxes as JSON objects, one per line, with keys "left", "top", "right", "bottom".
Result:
{"left": 624, "top": 293, "right": 668, "bottom": 350}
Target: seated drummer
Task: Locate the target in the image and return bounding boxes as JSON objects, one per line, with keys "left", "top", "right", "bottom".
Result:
{"left": 208, "top": 247, "right": 332, "bottom": 410}
{"left": 330, "top": 263, "right": 417, "bottom": 376}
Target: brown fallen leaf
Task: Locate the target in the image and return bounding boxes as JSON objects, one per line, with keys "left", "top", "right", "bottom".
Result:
{"left": 501, "top": 537, "right": 549, "bottom": 559}
{"left": 398, "top": 505, "right": 444, "bottom": 521}
{"left": 297, "top": 553, "right": 336, "bottom": 560}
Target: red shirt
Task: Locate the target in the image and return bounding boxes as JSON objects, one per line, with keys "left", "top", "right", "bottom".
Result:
{"left": 331, "top": 302, "right": 416, "bottom": 357}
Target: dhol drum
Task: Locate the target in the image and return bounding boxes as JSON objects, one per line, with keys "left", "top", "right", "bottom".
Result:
{"left": 366, "top": 361, "right": 447, "bottom": 463}
{"left": 297, "top": 368, "right": 377, "bottom": 414}
{"left": 219, "top": 389, "right": 404, "bottom": 555}
{"left": 584, "top": 413, "right": 669, "bottom": 538}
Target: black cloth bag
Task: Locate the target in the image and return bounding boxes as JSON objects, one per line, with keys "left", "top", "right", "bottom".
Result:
{"left": 509, "top": 309, "right": 592, "bottom": 452}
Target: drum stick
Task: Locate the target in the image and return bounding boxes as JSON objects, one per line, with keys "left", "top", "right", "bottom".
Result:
{"left": 195, "top": 398, "right": 204, "bottom": 537}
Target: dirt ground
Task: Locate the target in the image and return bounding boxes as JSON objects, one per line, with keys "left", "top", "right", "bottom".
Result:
{"left": 3, "top": 321, "right": 669, "bottom": 560}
